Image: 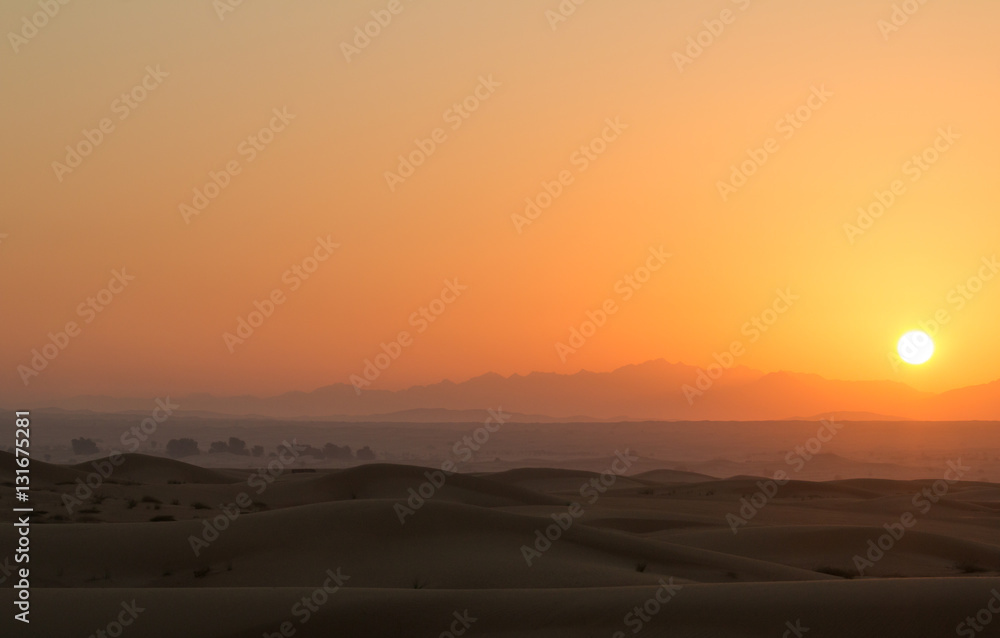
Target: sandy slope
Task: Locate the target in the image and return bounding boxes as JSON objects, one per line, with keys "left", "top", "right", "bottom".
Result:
{"left": 9, "top": 500, "right": 830, "bottom": 589}
{"left": 261, "top": 463, "right": 568, "bottom": 508}
{"left": 662, "top": 525, "right": 1000, "bottom": 577}
{"left": 0, "top": 450, "right": 89, "bottom": 485}
{"left": 7, "top": 579, "right": 1000, "bottom": 638}
{"left": 2, "top": 453, "right": 999, "bottom": 637}
{"left": 70, "top": 454, "right": 244, "bottom": 485}
{"left": 483, "top": 467, "right": 652, "bottom": 492}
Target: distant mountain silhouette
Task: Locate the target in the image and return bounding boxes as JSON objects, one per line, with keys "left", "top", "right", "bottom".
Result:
{"left": 922, "top": 378, "right": 1000, "bottom": 420}
{"left": 783, "top": 411, "right": 908, "bottom": 422}
{"left": 20, "top": 359, "right": 1000, "bottom": 421}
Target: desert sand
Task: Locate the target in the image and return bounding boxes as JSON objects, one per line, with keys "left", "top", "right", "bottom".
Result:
{"left": 3, "top": 445, "right": 999, "bottom": 637}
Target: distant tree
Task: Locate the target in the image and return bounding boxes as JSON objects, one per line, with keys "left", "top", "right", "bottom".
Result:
{"left": 300, "top": 444, "right": 325, "bottom": 459}
{"left": 251, "top": 445, "right": 264, "bottom": 458}
{"left": 227, "top": 437, "right": 249, "bottom": 456}
{"left": 355, "top": 446, "right": 376, "bottom": 461}
{"left": 166, "top": 438, "right": 200, "bottom": 458}
{"left": 208, "top": 441, "right": 229, "bottom": 454}
{"left": 323, "top": 443, "right": 353, "bottom": 460}
{"left": 71, "top": 437, "right": 100, "bottom": 456}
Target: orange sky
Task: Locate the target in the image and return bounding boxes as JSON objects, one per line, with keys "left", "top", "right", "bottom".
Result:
{"left": 2, "top": 0, "right": 999, "bottom": 401}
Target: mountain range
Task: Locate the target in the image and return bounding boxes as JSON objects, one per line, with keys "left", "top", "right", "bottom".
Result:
{"left": 20, "top": 359, "right": 1000, "bottom": 421}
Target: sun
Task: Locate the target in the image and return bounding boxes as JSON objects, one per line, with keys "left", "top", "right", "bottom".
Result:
{"left": 897, "top": 330, "right": 935, "bottom": 365}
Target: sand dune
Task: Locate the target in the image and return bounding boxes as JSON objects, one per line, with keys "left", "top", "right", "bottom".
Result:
{"left": 9, "top": 578, "right": 1000, "bottom": 638}
{"left": 631, "top": 468, "right": 718, "bottom": 484}
{"left": 663, "top": 525, "right": 1000, "bottom": 577}
{"left": 484, "top": 467, "right": 650, "bottom": 492}
{"left": 72, "top": 454, "right": 243, "bottom": 485}
{"left": 0, "top": 450, "right": 89, "bottom": 485}
{"left": 10, "top": 499, "right": 830, "bottom": 590}
{"left": 4, "top": 454, "right": 998, "bottom": 637}
{"left": 262, "top": 463, "right": 567, "bottom": 508}
{"left": 643, "top": 477, "right": 883, "bottom": 499}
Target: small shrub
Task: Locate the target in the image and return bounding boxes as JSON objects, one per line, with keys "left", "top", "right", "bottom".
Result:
{"left": 71, "top": 437, "right": 100, "bottom": 455}
{"left": 150, "top": 515, "right": 176, "bottom": 522}
{"left": 955, "top": 562, "right": 989, "bottom": 574}
{"left": 191, "top": 502, "right": 211, "bottom": 510}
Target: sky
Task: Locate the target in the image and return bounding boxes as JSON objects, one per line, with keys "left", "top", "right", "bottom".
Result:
{"left": 2, "top": 0, "right": 999, "bottom": 401}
